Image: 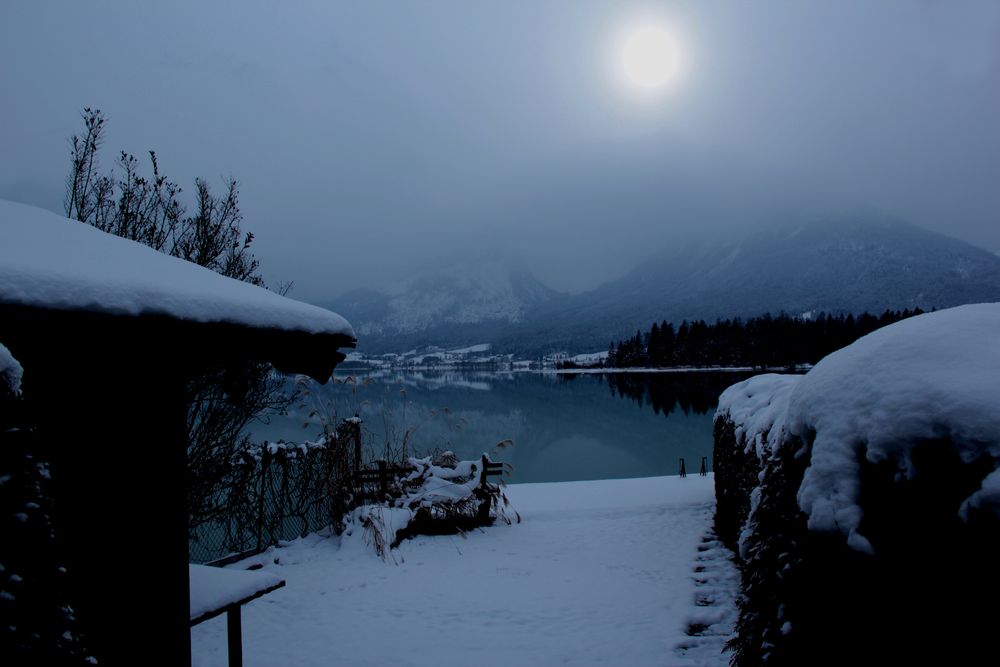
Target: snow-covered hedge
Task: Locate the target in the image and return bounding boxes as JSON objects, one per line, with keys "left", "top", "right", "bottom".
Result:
{"left": 343, "top": 452, "right": 518, "bottom": 559}
{"left": 713, "top": 303, "right": 1000, "bottom": 666}
{"left": 0, "top": 342, "right": 22, "bottom": 396}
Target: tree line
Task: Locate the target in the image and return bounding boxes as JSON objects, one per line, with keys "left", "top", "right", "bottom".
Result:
{"left": 605, "top": 309, "right": 926, "bottom": 369}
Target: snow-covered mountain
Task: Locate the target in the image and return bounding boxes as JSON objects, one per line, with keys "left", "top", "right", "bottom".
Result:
{"left": 327, "top": 259, "right": 562, "bottom": 352}
{"left": 328, "top": 219, "right": 1000, "bottom": 355}
{"left": 498, "top": 218, "right": 1000, "bottom": 353}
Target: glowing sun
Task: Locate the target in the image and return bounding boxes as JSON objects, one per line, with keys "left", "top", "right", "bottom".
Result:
{"left": 619, "top": 24, "right": 680, "bottom": 92}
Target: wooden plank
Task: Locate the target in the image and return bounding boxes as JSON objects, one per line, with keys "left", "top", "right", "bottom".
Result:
{"left": 205, "top": 548, "right": 267, "bottom": 569}
{"left": 190, "top": 580, "right": 286, "bottom": 627}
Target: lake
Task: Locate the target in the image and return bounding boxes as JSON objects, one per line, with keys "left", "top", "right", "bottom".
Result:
{"left": 253, "top": 370, "right": 758, "bottom": 484}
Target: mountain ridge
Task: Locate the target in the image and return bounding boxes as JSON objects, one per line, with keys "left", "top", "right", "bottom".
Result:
{"left": 327, "top": 258, "right": 562, "bottom": 352}
{"left": 325, "top": 219, "right": 1000, "bottom": 355}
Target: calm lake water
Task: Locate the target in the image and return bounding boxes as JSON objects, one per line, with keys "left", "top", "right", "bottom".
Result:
{"left": 253, "top": 370, "right": 757, "bottom": 484}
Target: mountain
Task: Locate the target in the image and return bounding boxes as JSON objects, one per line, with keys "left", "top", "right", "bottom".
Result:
{"left": 328, "top": 219, "right": 1000, "bottom": 355}
{"left": 498, "top": 218, "right": 1000, "bottom": 353}
{"left": 327, "top": 259, "right": 563, "bottom": 353}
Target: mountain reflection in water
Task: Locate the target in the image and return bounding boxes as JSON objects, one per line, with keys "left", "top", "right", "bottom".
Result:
{"left": 253, "top": 371, "right": 758, "bottom": 484}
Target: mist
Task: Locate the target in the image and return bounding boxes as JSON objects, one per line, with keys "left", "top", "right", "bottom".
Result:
{"left": 2, "top": 1, "right": 998, "bottom": 303}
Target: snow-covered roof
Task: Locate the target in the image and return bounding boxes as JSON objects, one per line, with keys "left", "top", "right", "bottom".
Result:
{"left": 0, "top": 199, "right": 355, "bottom": 339}
{"left": 717, "top": 303, "right": 1000, "bottom": 551}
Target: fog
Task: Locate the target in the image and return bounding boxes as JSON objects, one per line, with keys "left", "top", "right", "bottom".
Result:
{"left": 2, "top": 1, "right": 998, "bottom": 302}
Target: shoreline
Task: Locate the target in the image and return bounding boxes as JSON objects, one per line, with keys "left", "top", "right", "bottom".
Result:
{"left": 336, "top": 365, "right": 810, "bottom": 375}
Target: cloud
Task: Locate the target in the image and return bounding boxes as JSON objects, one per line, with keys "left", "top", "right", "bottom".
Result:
{"left": 1, "top": 1, "right": 997, "bottom": 303}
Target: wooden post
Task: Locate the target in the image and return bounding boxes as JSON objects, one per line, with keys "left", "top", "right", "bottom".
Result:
{"left": 480, "top": 454, "right": 490, "bottom": 489}
{"left": 700, "top": 456, "right": 707, "bottom": 476}
{"left": 477, "top": 454, "right": 493, "bottom": 522}
{"left": 352, "top": 415, "right": 362, "bottom": 475}
{"left": 257, "top": 451, "right": 269, "bottom": 551}
{"left": 378, "top": 460, "right": 387, "bottom": 499}
{"left": 679, "top": 458, "right": 687, "bottom": 478}
{"left": 227, "top": 606, "right": 243, "bottom": 667}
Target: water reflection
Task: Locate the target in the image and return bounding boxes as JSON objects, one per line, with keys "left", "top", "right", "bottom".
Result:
{"left": 603, "top": 371, "right": 756, "bottom": 416}
{"left": 251, "top": 371, "right": 753, "bottom": 484}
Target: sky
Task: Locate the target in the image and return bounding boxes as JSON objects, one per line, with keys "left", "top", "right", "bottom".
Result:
{"left": 1, "top": 1, "right": 998, "bottom": 303}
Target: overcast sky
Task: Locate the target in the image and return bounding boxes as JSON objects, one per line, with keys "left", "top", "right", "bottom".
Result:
{"left": 2, "top": 1, "right": 998, "bottom": 302}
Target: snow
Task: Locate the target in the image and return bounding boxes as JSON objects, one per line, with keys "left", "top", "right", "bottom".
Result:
{"left": 447, "top": 343, "right": 491, "bottom": 355}
{"left": 0, "top": 342, "right": 22, "bottom": 394}
{"left": 371, "top": 260, "right": 543, "bottom": 334}
{"left": 0, "top": 199, "right": 354, "bottom": 338}
{"left": 191, "top": 475, "right": 737, "bottom": 667}
{"left": 567, "top": 350, "right": 610, "bottom": 365}
{"left": 716, "top": 303, "right": 1000, "bottom": 552}
{"left": 189, "top": 564, "right": 284, "bottom": 622}
{"left": 340, "top": 454, "right": 518, "bottom": 557}
{"left": 716, "top": 374, "right": 801, "bottom": 459}
{"left": 789, "top": 303, "right": 1000, "bottom": 549}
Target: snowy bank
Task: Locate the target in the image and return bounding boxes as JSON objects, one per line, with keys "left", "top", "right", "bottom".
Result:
{"left": 192, "top": 475, "right": 738, "bottom": 667}
{"left": 713, "top": 303, "right": 1000, "bottom": 667}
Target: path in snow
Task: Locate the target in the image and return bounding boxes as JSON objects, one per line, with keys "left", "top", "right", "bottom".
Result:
{"left": 674, "top": 531, "right": 741, "bottom": 666}
{"left": 192, "top": 475, "right": 737, "bottom": 667}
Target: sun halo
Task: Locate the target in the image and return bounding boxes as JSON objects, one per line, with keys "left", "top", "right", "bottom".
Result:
{"left": 618, "top": 22, "right": 681, "bottom": 95}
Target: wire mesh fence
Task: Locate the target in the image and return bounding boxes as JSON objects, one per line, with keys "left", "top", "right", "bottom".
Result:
{"left": 188, "top": 420, "right": 359, "bottom": 564}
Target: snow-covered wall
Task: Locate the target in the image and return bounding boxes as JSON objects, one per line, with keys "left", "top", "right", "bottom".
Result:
{"left": 0, "top": 199, "right": 354, "bottom": 338}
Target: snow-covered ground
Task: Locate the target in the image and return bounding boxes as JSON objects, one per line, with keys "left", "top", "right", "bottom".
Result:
{"left": 191, "top": 475, "right": 737, "bottom": 667}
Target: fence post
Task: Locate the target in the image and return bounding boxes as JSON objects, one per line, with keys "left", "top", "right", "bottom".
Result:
{"left": 257, "top": 449, "right": 270, "bottom": 551}
{"left": 378, "top": 460, "right": 387, "bottom": 500}
{"left": 352, "top": 415, "right": 362, "bottom": 475}
{"left": 699, "top": 456, "right": 707, "bottom": 476}
{"left": 477, "top": 454, "right": 493, "bottom": 522}
{"left": 480, "top": 454, "right": 490, "bottom": 489}
{"left": 679, "top": 457, "right": 687, "bottom": 478}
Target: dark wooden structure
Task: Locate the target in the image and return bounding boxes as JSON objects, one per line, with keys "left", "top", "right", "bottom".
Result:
{"left": 475, "top": 454, "right": 504, "bottom": 521}
{"left": 0, "top": 304, "right": 354, "bottom": 665}
{"left": 355, "top": 460, "right": 403, "bottom": 503}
